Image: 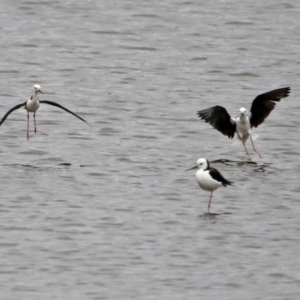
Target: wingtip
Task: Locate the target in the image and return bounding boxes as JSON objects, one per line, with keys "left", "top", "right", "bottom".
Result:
{"left": 197, "top": 108, "right": 209, "bottom": 119}
{"left": 197, "top": 111, "right": 202, "bottom": 118}
{"left": 281, "top": 86, "right": 291, "bottom": 96}
{"left": 283, "top": 87, "right": 291, "bottom": 98}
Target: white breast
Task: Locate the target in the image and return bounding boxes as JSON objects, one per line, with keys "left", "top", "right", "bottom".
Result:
{"left": 26, "top": 99, "right": 40, "bottom": 112}
{"left": 236, "top": 117, "right": 250, "bottom": 141}
{"left": 195, "top": 170, "right": 222, "bottom": 192}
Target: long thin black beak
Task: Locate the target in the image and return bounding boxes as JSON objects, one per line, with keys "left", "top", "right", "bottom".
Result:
{"left": 185, "top": 165, "right": 198, "bottom": 171}
{"left": 39, "top": 90, "right": 44, "bottom": 94}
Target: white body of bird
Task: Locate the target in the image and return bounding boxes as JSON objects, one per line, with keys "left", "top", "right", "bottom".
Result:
{"left": 26, "top": 91, "right": 40, "bottom": 112}
{"left": 234, "top": 108, "right": 251, "bottom": 143}
{"left": 196, "top": 169, "right": 222, "bottom": 192}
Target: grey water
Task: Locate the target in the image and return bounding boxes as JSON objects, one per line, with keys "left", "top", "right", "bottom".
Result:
{"left": 0, "top": 0, "right": 299, "bottom": 299}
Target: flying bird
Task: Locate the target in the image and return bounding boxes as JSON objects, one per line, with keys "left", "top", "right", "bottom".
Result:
{"left": 0, "top": 84, "right": 90, "bottom": 140}
{"left": 197, "top": 87, "right": 290, "bottom": 159}
{"left": 186, "top": 158, "right": 233, "bottom": 213}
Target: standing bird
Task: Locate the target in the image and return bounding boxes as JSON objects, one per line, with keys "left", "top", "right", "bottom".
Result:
{"left": 0, "top": 84, "right": 90, "bottom": 140}
{"left": 186, "top": 158, "right": 233, "bottom": 213}
{"left": 197, "top": 87, "right": 290, "bottom": 159}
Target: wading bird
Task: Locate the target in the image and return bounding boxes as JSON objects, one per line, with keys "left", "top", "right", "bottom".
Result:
{"left": 0, "top": 84, "right": 90, "bottom": 140}
{"left": 197, "top": 87, "right": 290, "bottom": 159}
{"left": 186, "top": 158, "right": 233, "bottom": 213}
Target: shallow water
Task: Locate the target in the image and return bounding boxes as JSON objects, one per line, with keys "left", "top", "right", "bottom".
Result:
{"left": 0, "top": 1, "right": 299, "bottom": 299}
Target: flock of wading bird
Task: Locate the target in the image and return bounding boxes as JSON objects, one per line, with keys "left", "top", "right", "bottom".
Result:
{"left": 0, "top": 85, "right": 291, "bottom": 215}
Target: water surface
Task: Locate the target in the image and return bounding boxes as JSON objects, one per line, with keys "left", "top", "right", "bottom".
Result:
{"left": 0, "top": 1, "right": 299, "bottom": 299}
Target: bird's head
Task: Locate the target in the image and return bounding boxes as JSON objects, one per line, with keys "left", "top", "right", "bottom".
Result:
{"left": 33, "top": 84, "right": 44, "bottom": 94}
{"left": 239, "top": 107, "right": 247, "bottom": 115}
{"left": 186, "top": 158, "right": 209, "bottom": 171}
{"left": 196, "top": 158, "right": 209, "bottom": 170}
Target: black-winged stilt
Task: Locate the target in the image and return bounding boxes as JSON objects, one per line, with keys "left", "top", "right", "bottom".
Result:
{"left": 186, "top": 158, "right": 233, "bottom": 213}
{"left": 0, "top": 84, "right": 90, "bottom": 140}
{"left": 197, "top": 87, "right": 290, "bottom": 159}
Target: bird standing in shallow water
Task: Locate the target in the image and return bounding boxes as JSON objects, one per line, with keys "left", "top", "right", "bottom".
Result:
{"left": 197, "top": 87, "right": 290, "bottom": 159}
{"left": 0, "top": 84, "right": 90, "bottom": 140}
{"left": 186, "top": 158, "right": 233, "bottom": 213}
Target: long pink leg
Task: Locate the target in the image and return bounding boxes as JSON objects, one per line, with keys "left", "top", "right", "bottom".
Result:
{"left": 242, "top": 141, "right": 251, "bottom": 160}
{"left": 208, "top": 191, "right": 213, "bottom": 213}
{"left": 27, "top": 112, "right": 30, "bottom": 140}
{"left": 33, "top": 112, "right": 37, "bottom": 134}
{"left": 249, "top": 134, "right": 262, "bottom": 158}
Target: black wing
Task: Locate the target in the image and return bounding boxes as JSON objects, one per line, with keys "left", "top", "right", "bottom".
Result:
{"left": 39, "top": 100, "right": 91, "bottom": 126}
{"left": 209, "top": 167, "right": 233, "bottom": 187}
{"left": 0, "top": 101, "right": 27, "bottom": 126}
{"left": 197, "top": 106, "right": 236, "bottom": 139}
{"left": 250, "top": 87, "right": 290, "bottom": 128}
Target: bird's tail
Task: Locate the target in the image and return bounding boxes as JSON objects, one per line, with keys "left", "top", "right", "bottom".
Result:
{"left": 223, "top": 179, "right": 234, "bottom": 187}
